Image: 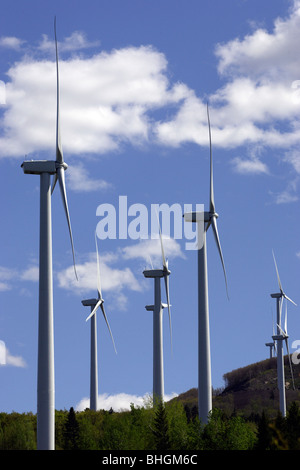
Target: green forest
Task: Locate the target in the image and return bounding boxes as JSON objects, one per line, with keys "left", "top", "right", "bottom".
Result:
{"left": 1, "top": 398, "right": 300, "bottom": 450}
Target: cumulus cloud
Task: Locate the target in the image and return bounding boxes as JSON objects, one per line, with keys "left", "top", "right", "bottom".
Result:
{"left": 0, "top": 341, "right": 27, "bottom": 368}
{"left": 57, "top": 250, "right": 141, "bottom": 297}
{"left": 215, "top": 1, "right": 300, "bottom": 79}
{"left": 0, "top": 266, "right": 15, "bottom": 291}
{"left": 38, "top": 31, "right": 100, "bottom": 53}
{"left": 1, "top": 4, "right": 300, "bottom": 180}
{"left": 122, "top": 237, "right": 185, "bottom": 267}
{"left": 56, "top": 236, "right": 184, "bottom": 309}
{"left": 75, "top": 391, "right": 178, "bottom": 412}
{"left": 0, "top": 36, "right": 25, "bottom": 50}
{"left": 67, "top": 162, "right": 111, "bottom": 192}
{"left": 269, "top": 178, "right": 299, "bottom": 204}
{"left": 231, "top": 156, "right": 269, "bottom": 175}
{"left": 0, "top": 44, "right": 190, "bottom": 159}
{"left": 0, "top": 264, "right": 39, "bottom": 291}
{"left": 156, "top": 0, "right": 300, "bottom": 153}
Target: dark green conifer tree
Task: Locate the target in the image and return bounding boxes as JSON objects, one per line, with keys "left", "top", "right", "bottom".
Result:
{"left": 255, "top": 410, "right": 272, "bottom": 450}
{"left": 64, "top": 407, "right": 80, "bottom": 450}
{"left": 286, "top": 401, "right": 300, "bottom": 450}
{"left": 152, "top": 400, "right": 170, "bottom": 451}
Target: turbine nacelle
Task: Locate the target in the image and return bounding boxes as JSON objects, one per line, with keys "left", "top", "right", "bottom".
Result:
{"left": 21, "top": 160, "right": 57, "bottom": 175}
{"left": 81, "top": 298, "right": 100, "bottom": 308}
{"left": 270, "top": 293, "right": 282, "bottom": 299}
{"left": 272, "top": 251, "right": 297, "bottom": 307}
{"left": 145, "top": 303, "right": 169, "bottom": 311}
{"left": 183, "top": 211, "right": 209, "bottom": 223}
{"left": 272, "top": 334, "right": 288, "bottom": 341}
{"left": 143, "top": 269, "right": 170, "bottom": 278}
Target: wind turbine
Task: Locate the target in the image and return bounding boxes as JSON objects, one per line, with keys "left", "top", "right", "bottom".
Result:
{"left": 183, "top": 103, "right": 228, "bottom": 424}
{"left": 265, "top": 312, "right": 276, "bottom": 359}
{"left": 265, "top": 341, "right": 275, "bottom": 359}
{"left": 143, "top": 219, "right": 172, "bottom": 405}
{"left": 82, "top": 232, "right": 117, "bottom": 411}
{"left": 21, "top": 19, "right": 77, "bottom": 450}
{"left": 271, "top": 250, "right": 297, "bottom": 416}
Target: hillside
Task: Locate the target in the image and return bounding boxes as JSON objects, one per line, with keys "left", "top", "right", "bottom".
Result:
{"left": 174, "top": 356, "right": 300, "bottom": 419}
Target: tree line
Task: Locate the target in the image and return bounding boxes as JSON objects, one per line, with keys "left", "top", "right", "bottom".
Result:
{"left": 1, "top": 399, "right": 300, "bottom": 450}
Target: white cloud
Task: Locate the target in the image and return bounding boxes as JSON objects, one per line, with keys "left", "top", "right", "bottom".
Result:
{"left": 0, "top": 266, "right": 16, "bottom": 291}
{"left": 231, "top": 156, "right": 269, "bottom": 175}
{"left": 1, "top": 5, "right": 300, "bottom": 169}
{"left": 0, "top": 263, "right": 38, "bottom": 291}
{"left": 122, "top": 237, "right": 185, "bottom": 267}
{"left": 75, "top": 391, "right": 178, "bottom": 412}
{"left": 269, "top": 178, "right": 299, "bottom": 204}
{"left": 56, "top": 237, "right": 184, "bottom": 308}
{"left": 67, "top": 162, "right": 111, "bottom": 192}
{"left": 273, "top": 191, "right": 298, "bottom": 204}
{"left": 0, "top": 342, "right": 27, "bottom": 368}
{"left": 20, "top": 265, "right": 39, "bottom": 282}
{"left": 5, "top": 349, "right": 27, "bottom": 368}
{"left": 285, "top": 149, "right": 300, "bottom": 173}
{"left": 56, "top": 251, "right": 141, "bottom": 296}
{"left": 0, "top": 45, "right": 190, "bottom": 159}
{"left": 38, "top": 31, "right": 100, "bottom": 53}
{"left": 215, "top": 0, "right": 300, "bottom": 79}
{"left": 0, "top": 36, "right": 24, "bottom": 49}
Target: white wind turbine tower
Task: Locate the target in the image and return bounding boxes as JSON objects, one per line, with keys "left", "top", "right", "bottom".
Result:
{"left": 82, "top": 233, "right": 117, "bottom": 411}
{"left": 183, "top": 104, "right": 228, "bottom": 425}
{"left": 143, "top": 219, "right": 172, "bottom": 405}
{"left": 271, "top": 250, "right": 297, "bottom": 417}
{"left": 21, "top": 19, "right": 77, "bottom": 450}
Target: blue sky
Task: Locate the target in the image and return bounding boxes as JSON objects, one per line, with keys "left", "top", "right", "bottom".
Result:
{"left": 0, "top": 0, "right": 300, "bottom": 414}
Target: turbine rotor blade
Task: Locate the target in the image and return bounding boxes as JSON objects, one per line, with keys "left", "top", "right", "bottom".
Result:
{"left": 285, "top": 339, "right": 295, "bottom": 390}
{"left": 155, "top": 209, "right": 172, "bottom": 350}
{"left": 207, "top": 103, "right": 215, "bottom": 215}
{"left": 88, "top": 233, "right": 117, "bottom": 354}
{"left": 277, "top": 323, "right": 286, "bottom": 337}
{"left": 85, "top": 299, "right": 101, "bottom": 322}
{"left": 272, "top": 250, "right": 283, "bottom": 294}
{"left": 100, "top": 302, "right": 117, "bottom": 354}
{"left": 54, "top": 16, "right": 63, "bottom": 165}
{"left": 284, "top": 300, "right": 288, "bottom": 335}
{"left": 284, "top": 293, "right": 297, "bottom": 307}
{"left": 164, "top": 273, "right": 172, "bottom": 352}
{"left": 210, "top": 215, "right": 229, "bottom": 299}
{"left": 95, "top": 231, "right": 103, "bottom": 300}
{"left": 52, "top": 19, "right": 77, "bottom": 280}
{"left": 57, "top": 166, "right": 78, "bottom": 280}
{"left": 156, "top": 209, "right": 167, "bottom": 270}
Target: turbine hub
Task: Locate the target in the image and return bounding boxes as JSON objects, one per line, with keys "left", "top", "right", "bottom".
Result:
{"left": 55, "top": 162, "right": 68, "bottom": 170}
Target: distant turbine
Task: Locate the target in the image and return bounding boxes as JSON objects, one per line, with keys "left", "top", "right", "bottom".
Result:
{"left": 82, "top": 232, "right": 117, "bottom": 411}
{"left": 265, "top": 341, "right": 275, "bottom": 359}
{"left": 143, "top": 220, "right": 172, "bottom": 405}
{"left": 21, "top": 18, "right": 77, "bottom": 450}
{"left": 265, "top": 312, "right": 276, "bottom": 359}
{"left": 271, "top": 250, "right": 297, "bottom": 417}
{"left": 183, "top": 104, "right": 228, "bottom": 424}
